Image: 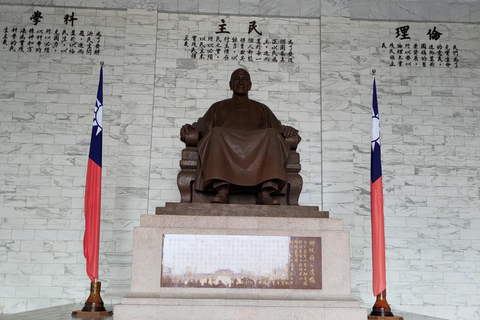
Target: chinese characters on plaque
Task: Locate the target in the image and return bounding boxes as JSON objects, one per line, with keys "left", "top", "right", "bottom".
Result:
{"left": 382, "top": 25, "right": 458, "bottom": 68}
{"left": 289, "top": 237, "right": 321, "bottom": 289}
{"left": 161, "top": 234, "right": 322, "bottom": 290}
{"left": 184, "top": 19, "right": 295, "bottom": 63}
{"left": 2, "top": 9, "right": 102, "bottom": 55}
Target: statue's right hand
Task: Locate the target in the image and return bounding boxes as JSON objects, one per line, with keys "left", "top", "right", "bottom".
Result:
{"left": 180, "top": 124, "right": 195, "bottom": 139}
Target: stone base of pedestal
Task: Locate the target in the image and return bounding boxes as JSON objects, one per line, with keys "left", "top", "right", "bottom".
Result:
{"left": 115, "top": 294, "right": 366, "bottom": 320}
{"left": 114, "top": 203, "right": 367, "bottom": 320}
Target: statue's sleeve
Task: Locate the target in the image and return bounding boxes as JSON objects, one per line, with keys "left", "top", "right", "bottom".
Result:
{"left": 192, "top": 103, "right": 217, "bottom": 138}
{"left": 261, "top": 104, "right": 284, "bottom": 132}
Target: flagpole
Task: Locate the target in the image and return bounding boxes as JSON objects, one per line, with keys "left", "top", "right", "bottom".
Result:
{"left": 368, "top": 69, "right": 402, "bottom": 320}
{"left": 73, "top": 61, "right": 112, "bottom": 317}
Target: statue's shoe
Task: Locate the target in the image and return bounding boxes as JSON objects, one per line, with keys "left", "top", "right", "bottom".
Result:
{"left": 211, "top": 194, "right": 228, "bottom": 204}
{"left": 261, "top": 195, "right": 280, "bottom": 205}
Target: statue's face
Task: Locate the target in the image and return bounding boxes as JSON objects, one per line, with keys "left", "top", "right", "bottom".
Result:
{"left": 230, "top": 69, "right": 251, "bottom": 95}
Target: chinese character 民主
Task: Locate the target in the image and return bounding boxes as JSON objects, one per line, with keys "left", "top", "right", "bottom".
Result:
{"left": 248, "top": 21, "right": 262, "bottom": 35}
{"left": 215, "top": 19, "right": 230, "bottom": 34}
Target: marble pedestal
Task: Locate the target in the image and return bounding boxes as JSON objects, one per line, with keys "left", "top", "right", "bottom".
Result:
{"left": 114, "top": 203, "right": 367, "bottom": 320}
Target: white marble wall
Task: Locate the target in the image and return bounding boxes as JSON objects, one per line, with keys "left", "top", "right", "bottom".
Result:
{"left": 3, "top": 0, "right": 480, "bottom": 22}
{"left": 351, "top": 0, "right": 480, "bottom": 22}
{"left": 1, "top": 3, "right": 480, "bottom": 320}
{"left": 0, "top": 0, "right": 322, "bottom": 17}
{"left": 0, "top": 3, "right": 126, "bottom": 313}
{"left": 347, "top": 18, "right": 480, "bottom": 319}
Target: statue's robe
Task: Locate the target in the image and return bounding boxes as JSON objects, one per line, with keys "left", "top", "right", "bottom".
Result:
{"left": 192, "top": 95, "right": 290, "bottom": 191}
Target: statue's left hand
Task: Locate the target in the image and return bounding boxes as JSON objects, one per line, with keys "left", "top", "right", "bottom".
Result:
{"left": 282, "top": 126, "right": 298, "bottom": 138}
{"left": 180, "top": 124, "right": 196, "bottom": 140}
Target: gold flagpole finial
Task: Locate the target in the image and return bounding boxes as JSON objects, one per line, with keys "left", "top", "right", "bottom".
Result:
{"left": 100, "top": 61, "right": 104, "bottom": 67}
{"left": 372, "top": 69, "right": 376, "bottom": 75}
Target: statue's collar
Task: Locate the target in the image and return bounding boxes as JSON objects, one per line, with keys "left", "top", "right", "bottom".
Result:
{"left": 232, "top": 94, "right": 249, "bottom": 102}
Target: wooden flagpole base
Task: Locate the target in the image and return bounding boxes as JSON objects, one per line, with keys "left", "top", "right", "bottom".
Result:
{"left": 370, "top": 289, "right": 401, "bottom": 318}
{"left": 72, "top": 310, "right": 113, "bottom": 317}
{"left": 72, "top": 281, "right": 112, "bottom": 318}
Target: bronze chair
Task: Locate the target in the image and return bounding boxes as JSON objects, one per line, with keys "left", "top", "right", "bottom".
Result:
{"left": 177, "top": 129, "right": 302, "bottom": 205}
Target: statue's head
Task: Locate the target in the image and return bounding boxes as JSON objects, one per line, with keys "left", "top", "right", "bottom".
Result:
{"left": 229, "top": 68, "right": 252, "bottom": 95}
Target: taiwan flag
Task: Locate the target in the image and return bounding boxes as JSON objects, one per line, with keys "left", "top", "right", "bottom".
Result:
{"left": 84, "top": 65, "right": 103, "bottom": 282}
{"left": 370, "top": 76, "right": 386, "bottom": 297}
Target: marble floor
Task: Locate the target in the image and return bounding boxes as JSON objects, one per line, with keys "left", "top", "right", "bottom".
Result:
{"left": 0, "top": 304, "right": 113, "bottom": 320}
{"left": 0, "top": 304, "right": 449, "bottom": 320}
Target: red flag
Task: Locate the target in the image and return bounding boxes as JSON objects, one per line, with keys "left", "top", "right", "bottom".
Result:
{"left": 84, "top": 66, "right": 103, "bottom": 282}
{"left": 370, "top": 77, "right": 386, "bottom": 296}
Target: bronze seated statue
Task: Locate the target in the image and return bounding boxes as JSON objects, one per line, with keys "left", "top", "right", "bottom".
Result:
{"left": 177, "top": 68, "right": 303, "bottom": 205}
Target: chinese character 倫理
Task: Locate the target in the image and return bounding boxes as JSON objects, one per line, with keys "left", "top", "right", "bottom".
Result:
{"left": 427, "top": 27, "right": 442, "bottom": 41}
{"left": 395, "top": 25, "right": 411, "bottom": 40}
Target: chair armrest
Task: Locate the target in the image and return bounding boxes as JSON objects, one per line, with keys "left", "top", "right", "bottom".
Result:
{"left": 285, "top": 134, "right": 301, "bottom": 150}
{"left": 182, "top": 128, "right": 199, "bottom": 147}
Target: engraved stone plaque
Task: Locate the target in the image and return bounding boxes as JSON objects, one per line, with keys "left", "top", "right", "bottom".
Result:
{"left": 161, "top": 234, "right": 322, "bottom": 289}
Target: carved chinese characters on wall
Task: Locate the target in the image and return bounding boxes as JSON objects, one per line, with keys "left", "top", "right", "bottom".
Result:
{"left": 381, "top": 25, "right": 459, "bottom": 68}
{"left": 2, "top": 9, "right": 102, "bottom": 55}
{"left": 184, "top": 18, "right": 295, "bottom": 63}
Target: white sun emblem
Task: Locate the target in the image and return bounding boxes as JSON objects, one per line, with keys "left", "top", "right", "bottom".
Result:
{"left": 93, "top": 98, "right": 103, "bottom": 136}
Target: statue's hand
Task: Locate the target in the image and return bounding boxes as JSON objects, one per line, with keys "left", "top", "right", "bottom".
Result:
{"left": 282, "top": 126, "right": 298, "bottom": 138}
{"left": 180, "top": 124, "right": 195, "bottom": 140}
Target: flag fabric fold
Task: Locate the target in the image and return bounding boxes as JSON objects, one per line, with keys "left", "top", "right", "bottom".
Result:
{"left": 370, "top": 76, "right": 387, "bottom": 297}
{"left": 84, "top": 66, "right": 103, "bottom": 282}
